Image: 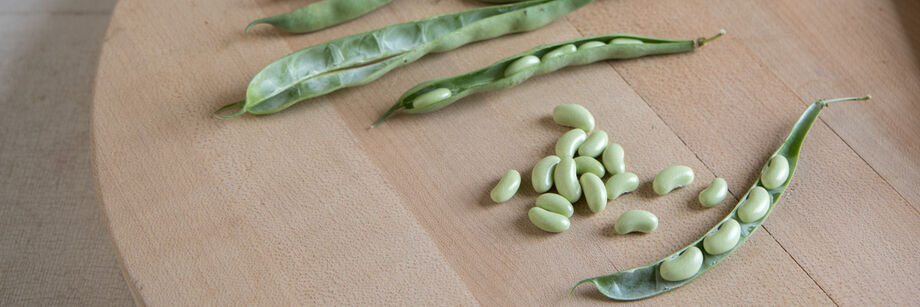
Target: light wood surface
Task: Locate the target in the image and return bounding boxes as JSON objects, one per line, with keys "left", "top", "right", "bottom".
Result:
{"left": 92, "top": 0, "right": 920, "bottom": 305}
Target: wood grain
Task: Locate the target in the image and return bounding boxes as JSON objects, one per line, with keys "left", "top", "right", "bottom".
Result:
{"left": 92, "top": 0, "right": 920, "bottom": 305}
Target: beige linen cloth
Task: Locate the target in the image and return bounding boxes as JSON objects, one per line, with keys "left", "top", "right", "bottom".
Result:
{"left": 0, "top": 0, "right": 134, "bottom": 305}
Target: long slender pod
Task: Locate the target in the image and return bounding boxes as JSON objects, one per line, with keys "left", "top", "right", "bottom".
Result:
{"left": 373, "top": 31, "right": 724, "bottom": 126}
{"left": 221, "top": 0, "right": 593, "bottom": 118}
{"left": 573, "top": 95, "right": 871, "bottom": 300}
{"left": 247, "top": 0, "right": 394, "bottom": 34}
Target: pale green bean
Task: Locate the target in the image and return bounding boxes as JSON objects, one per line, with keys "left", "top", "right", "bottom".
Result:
{"left": 698, "top": 178, "right": 728, "bottom": 207}
{"left": 601, "top": 143, "right": 625, "bottom": 175}
{"left": 580, "top": 173, "right": 607, "bottom": 213}
{"left": 653, "top": 165, "right": 694, "bottom": 195}
{"left": 491, "top": 170, "right": 521, "bottom": 203}
{"left": 578, "top": 130, "right": 608, "bottom": 157}
{"left": 605, "top": 172, "right": 639, "bottom": 200}
{"left": 532, "top": 155, "right": 561, "bottom": 193}
{"left": 556, "top": 129, "right": 587, "bottom": 157}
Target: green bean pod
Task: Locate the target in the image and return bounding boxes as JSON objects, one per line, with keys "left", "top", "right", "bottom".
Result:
{"left": 221, "top": 0, "right": 594, "bottom": 118}
{"left": 374, "top": 30, "right": 724, "bottom": 125}
{"left": 247, "top": 0, "right": 393, "bottom": 34}
{"left": 574, "top": 95, "right": 871, "bottom": 300}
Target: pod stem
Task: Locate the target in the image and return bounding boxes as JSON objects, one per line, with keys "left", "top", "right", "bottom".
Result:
{"left": 370, "top": 103, "right": 405, "bottom": 128}
{"left": 696, "top": 29, "right": 726, "bottom": 47}
{"left": 819, "top": 94, "right": 871, "bottom": 106}
{"left": 214, "top": 100, "right": 246, "bottom": 119}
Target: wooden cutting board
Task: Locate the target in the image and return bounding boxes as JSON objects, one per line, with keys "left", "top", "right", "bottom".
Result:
{"left": 91, "top": 0, "right": 920, "bottom": 305}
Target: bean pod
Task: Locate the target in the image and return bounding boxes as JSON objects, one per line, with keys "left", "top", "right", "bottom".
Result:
{"left": 246, "top": 0, "right": 393, "bottom": 34}
{"left": 221, "top": 0, "right": 595, "bottom": 118}
{"left": 374, "top": 31, "right": 725, "bottom": 125}
{"left": 574, "top": 95, "right": 871, "bottom": 300}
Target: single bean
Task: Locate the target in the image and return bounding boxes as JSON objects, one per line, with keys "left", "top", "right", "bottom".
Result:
{"left": 246, "top": 0, "right": 393, "bottom": 34}
{"left": 556, "top": 129, "right": 587, "bottom": 158}
{"left": 376, "top": 31, "right": 726, "bottom": 125}
{"left": 698, "top": 178, "right": 728, "bottom": 208}
{"left": 225, "top": 0, "right": 595, "bottom": 118}
{"left": 703, "top": 219, "right": 740, "bottom": 255}
{"left": 605, "top": 172, "right": 639, "bottom": 200}
{"left": 554, "top": 157, "right": 581, "bottom": 202}
{"left": 578, "top": 130, "right": 608, "bottom": 157}
{"left": 580, "top": 173, "right": 607, "bottom": 213}
{"left": 653, "top": 165, "right": 695, "bottom": 195}
{"left": 578, "top": 41, "right": 605, "bottom": 49}
{"left": 504, "top": 55, "right": 541, "bottom": 77}
{"left": 601, "top": 143, "right": 625, "bottom": 175}
{"left": 532, "top": 155, "right": 561, "bottom": 193}
{"left": 412, "top": 88, "right": 452, "bottom": 109}
{"left": 535, "top": 193, "right": 574, "bottom": 217}
{"left": 614, "top": 210, "right": 658, "bottom": 234}
{"left": 574, "top": 156, "right": 605, "bottom": 178}
{"left": 552, "top": 104, "right": 595, "bottom": 132}
{"left": 490, "top": 170, "right": 521, "bottom": 203}
{"left": 659, "top": 247, "right": 703, "bottom": 281}
{"left": 737, "top": 186, "right": 770, "bottom": 223}
{"left": 761, "top": 155, "right": 789, "bottom": 190}
{"left": 542, "top": 44, "right": 577, "bottom": 61}
{"left": 576, "top": 95, "right": 871, "bottom": 301}
{"left": 528, "top": 207, "right": 571, "bottom": 233}
{"left": 609, "top": 37, "right": 644, "bottom": 45}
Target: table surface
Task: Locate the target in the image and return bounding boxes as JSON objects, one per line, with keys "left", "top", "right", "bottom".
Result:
{"left": 92, "top": 0, "right": 920, "bottom": 305}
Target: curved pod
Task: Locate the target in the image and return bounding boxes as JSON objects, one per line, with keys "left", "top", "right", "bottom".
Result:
{"left": 614, "top": 210, "right": 658, "bottom": 234}
{"left": 580, "top": 173, "right": 607, "bottom": 213}
{"left": 554, "top": 157, "right": 581, "bottom": 202}
{"left": 532, "top": 155, "right": 561, "bottom": 193}
{"left": 556, "top": 129, "right": 587, "bottom": 158}
{"left": 653, "top": 165, "right": 695, "bottom": 195}
{"left": 490, "top": 170, "right": 521, "bottom": 203}
{"left": 575, "top": 95, "right": 871, "bottom": 301}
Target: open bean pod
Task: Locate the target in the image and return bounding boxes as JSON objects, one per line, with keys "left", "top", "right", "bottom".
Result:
{"left": 220, "top": 0, "right": 594, "bottom": 118}
{"left": 247, "top": 0, "right": 394, "bottom": 34}
{"left": 573, "top": 95, "right": 871, "bottom": 300}
{"left": 373, "top": 31, "right": 724, "bottom": 125}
